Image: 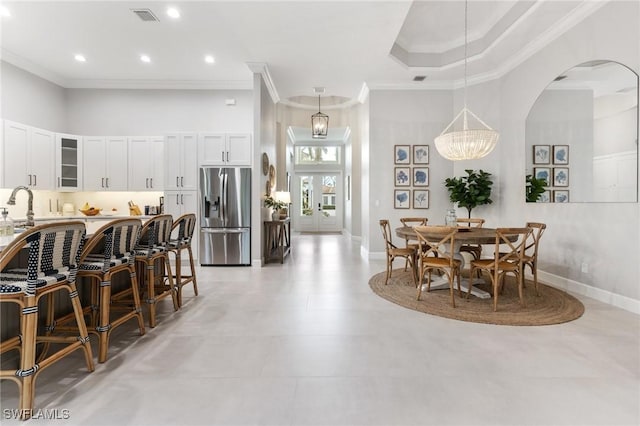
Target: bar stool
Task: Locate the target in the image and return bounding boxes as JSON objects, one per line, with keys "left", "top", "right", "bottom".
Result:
{"left": 134, "top": 214, "right": 177, "bottom": 328}
{"left": 167, "top": 213, "right": 198, "bottom": 308}
{"left": 73, "top": 218, "right": 145, "bottom": 363}
{"left": 0, "top": 222, "right": 93, "bottom": 420}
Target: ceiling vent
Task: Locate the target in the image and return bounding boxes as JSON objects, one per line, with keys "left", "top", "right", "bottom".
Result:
{"left": 131, "top": 9, "right": 159, "bottom": 22}
{"left": 413, "top": 75, "right": 427, "bottom": 82}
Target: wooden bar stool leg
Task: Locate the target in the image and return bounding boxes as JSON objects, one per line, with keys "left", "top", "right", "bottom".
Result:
{"left": 175, "top": 250, "right": 183, "bottom": 308}
{"left": 188, "top": 246, "right": 198, "bottom": 296}
{"left": 129, "top": 267, "right": 146, "bottom": 336}
{"left": 146, "top": 261, "right": 157, "bottom": 328}
{"left": 97, "top": 275, "right": 112, "bottom": 363}
{"left": 18, "top": 298, "right": 38, "bottom": 420}
{"left": 68, "top": 283, "right": 95, "bottom": 371}
{"left": 164, "top": 256, "right": 179, "bottom": 311}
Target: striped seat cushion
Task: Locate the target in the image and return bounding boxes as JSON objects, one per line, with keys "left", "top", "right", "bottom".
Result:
{"left": 168, "top": 239, "right": 190, "bottom": 249}
{"left": 79, "top": 254, "right": 133, "bottom": 271}
{"left": 134, "top": 246, "right": 167, "bottom": 256}
{"left": 0, "top": 267, "right": 73, "bottom": 293}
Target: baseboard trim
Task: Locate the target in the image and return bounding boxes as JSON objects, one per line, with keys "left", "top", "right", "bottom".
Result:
{"left": 538, "top": 270, "right": 640, "bottom": 314}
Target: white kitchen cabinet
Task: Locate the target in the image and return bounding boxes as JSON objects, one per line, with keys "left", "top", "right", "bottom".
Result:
{"left": 2, "top": 120, "right": 55, "bottom": 190}
{"left": 83, "top": 136, "right": 128, "bottom": 191}
{"left": 55, "top": 133, "right": 83, "bottom": 191}
{"left": 128, "top": 136, "right": 164, "bottom": 191}
{"left": 164, "top": 133, "right": 197, "bottom": 191}
{"left": 198, "top": 133, "right": 252, "bottom": 166}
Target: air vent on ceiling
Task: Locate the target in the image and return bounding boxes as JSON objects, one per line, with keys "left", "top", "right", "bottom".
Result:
{"left": 131, "top": 8, "right": 159, "bottom": 22}
{"left": 413, "top": 75, "right": 427, "bottom": 82}
{"left": 554, "top": 75, "right": 567, "bottom": 82}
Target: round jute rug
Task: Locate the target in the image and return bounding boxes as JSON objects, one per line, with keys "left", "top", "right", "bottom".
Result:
{"left": 369, "top": 269, "right": 584, "bottom": 326}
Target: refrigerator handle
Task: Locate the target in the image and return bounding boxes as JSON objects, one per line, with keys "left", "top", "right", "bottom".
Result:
{"left": 221, "top": 170, "right": 226, "bottom": 224}
{"left": 204, "top": 197, "right": 210, "bottom": 218}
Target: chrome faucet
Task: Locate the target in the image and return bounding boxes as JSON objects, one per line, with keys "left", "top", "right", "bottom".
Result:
{"left": 7, "top": 186, "right": 35, "bottom": 227}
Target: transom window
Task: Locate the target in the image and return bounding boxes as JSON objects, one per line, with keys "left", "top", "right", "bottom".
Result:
{"left": 295, "top": 146, "right": 341, "bottom": 165}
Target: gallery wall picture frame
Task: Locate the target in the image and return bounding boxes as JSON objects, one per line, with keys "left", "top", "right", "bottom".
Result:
{"left": 394, "top": 189, "right": 410, "bottom": 209}
{"left": 553, "top": 167, "right": 569, "bottom": 187}
{"left": 539, "top": 190, "right": 551, "bottom": 203}
{"left": 534, "top": 167, "right": 551, "bottom": 185}
{"left": 394, "top": 145, "right": 411, "bottom": 164}
{"left": 413, "top": 190, "right": 429, "bottom": 209}
{"left": 413, "top": 145, "right": 429, "bottom": 164}
{"left": 533, "top": 145, "right": 551, "bottom": 164}
{"left": 553, "top": 145, "right": 569, "bottom": 165}
{"left": 413, "top": 167, "right": 429, "bottom": 187}
{"left": 554, "top": 190, "right": 569, "bottom": 203}
{"left": 394, "top": 167, "right": 411, "bottom": 186}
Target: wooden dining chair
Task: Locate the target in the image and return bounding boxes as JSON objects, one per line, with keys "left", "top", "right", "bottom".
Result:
{"left": 399, "top": 217, "right": 428, "bottom": 270}
{"left": 414, "top": 226, "right": 461, "bottom": 308}
{"left": 0, "top": 222, "right": 94, "bottom": 419}
{"left": 468, "top": 227, "right": 532, "bottom": 311}
{"left": 167, "top": 213, "right": 198, "bottom": 308}
{"left": 379, "top": 219, "right": 416, "bottom": 286}
{"left": 456, "top": 217, "right": 485, "bottom": 260}
{"left": 134, "top": 214, "right": 178, "bottom": 328}
{"left": 523, "top": 222, "right": 547, "bottom": 296}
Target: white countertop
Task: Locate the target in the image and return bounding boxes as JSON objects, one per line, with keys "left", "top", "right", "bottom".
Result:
{"left": 0, "top": 215, "right": 156, "bottom": 251}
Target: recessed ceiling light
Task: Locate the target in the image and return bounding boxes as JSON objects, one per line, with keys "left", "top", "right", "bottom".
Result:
{"left": 0, "top": 6, "right": 11, "bottom": 17}
{"left": 166, "top": 7, "right": 180, "bottom": 19}
{"left": 74, "top": 54, "right": 86, "bottom": 62}
{"left": 204, "top": 55, "right": 215, "bottom": 64}
{"left": 140, "top": 55, "right": 151, "bottom": 63}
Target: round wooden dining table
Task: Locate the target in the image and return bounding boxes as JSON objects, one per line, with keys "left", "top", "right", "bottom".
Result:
{"left": 395, "top": 226, "right": 503, "bottom": 299}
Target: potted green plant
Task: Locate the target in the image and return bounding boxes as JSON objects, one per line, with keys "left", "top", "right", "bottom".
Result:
{"left": 264, "top": 195, "right": 287, "bottom": 220}
{"left": 525, "top": 174, "right": 547, "bottom": 202}
{"left": 444, "top": 169, "right": 493, "bottom": 218}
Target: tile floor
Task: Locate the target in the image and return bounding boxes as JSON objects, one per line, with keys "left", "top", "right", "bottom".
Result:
{"left": 1, "top": 233, "right": 639, "bottom": 425}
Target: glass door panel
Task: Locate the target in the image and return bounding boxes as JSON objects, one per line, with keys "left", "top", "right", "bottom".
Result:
{"left": 294, "top": 173, "right": 342, "bottom": 232}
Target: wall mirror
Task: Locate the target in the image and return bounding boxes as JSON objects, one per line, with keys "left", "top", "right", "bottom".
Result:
{"left": 526, "top": 60, "right": 638, "bottom": 202}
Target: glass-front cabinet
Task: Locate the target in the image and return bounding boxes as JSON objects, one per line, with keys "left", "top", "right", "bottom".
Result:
{"left": 55, "top": 133, "right": 82, "bottom": 191}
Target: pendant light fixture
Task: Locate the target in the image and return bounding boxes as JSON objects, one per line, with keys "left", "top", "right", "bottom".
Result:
{"left": 311, "top": 94, "right": 329, "bottom": 139}
{"left": 434, "top": 0, "right": 499, "bottom": 160}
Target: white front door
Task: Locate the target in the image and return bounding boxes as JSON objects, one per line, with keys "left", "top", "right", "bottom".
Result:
{"left": 293, "top": 173, "right": 342, "bottom": 232}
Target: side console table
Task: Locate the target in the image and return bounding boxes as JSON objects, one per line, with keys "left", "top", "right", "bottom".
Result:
{"left": 264, "top": 218, "right": 291, "bottom": 264}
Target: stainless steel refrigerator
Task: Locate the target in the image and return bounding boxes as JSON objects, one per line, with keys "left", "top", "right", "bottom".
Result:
{"left": 199, "top": 167, "right": 251, "bottom": 265}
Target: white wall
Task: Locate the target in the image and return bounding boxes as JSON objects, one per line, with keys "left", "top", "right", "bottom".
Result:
{"left": 494, "top": 0, "right": 639, "bottom": 305}
{"left": 365, "top": 89, "right": 453, "bottom": 255}
{"left": 253, "top": 74, "right": 277, "bottom": 265}
{"left": 66, "top": 88, "right": 252, "bottom": 134}
{"left": 0, "top": 61, "right": 67, "bottom": 131}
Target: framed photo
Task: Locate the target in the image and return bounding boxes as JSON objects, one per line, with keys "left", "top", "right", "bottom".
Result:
{"left": 534, "top": 167, "right": 551, "bottom": 185}
{"left": 394, "top": 167, "right": 411, "bottom": 186}
{"left": 394, "top": 145, "right": 411, "bottom": 164}
{"left": 413, "top": 190, "right": 429, "bottom": 209}
{"left": 533, "top": 145, "right": 551, "bottom": 164}
{"left": 413, "top": 145, "right": 429, "bottom": 164}
{"left": 553, "top": 145, "right": 569, "bottom": 165}
{"left": 554, "top": 190, "right": 569, "bottom": 203}
{"left": 539, "top": 190, "right": 551, "bottom": 203}
{"left": 412, "top": 167, "right": 429, "bottom": 187}
{"left": 553, "top": 167, "right": 569, "bottom": 187}
{"left": 394, "top": 190, "right": 410, "bottom": 209}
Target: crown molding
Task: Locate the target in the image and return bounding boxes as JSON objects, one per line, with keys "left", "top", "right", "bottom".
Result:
{"left": 64, "top": 79, "right": 253, "bottom": 90}
{"left": 246, "top": 62, "right": 280, "bottom": 104}
{"left": 1, "top": 48, "right": 68, "bottom": 87}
